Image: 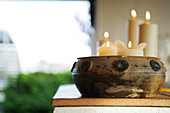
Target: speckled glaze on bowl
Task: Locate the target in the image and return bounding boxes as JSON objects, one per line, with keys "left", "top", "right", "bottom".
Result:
{"left": 71, "top": 56, "right": 166, "bottom": 98}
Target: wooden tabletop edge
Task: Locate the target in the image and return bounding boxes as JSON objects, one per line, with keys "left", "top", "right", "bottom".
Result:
{"left": 51, "top": 98, "right": 170, "bottom": 107}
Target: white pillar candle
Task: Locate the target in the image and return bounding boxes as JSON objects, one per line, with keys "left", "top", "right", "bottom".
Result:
{"left": 128, "top": 9, "right": 144, "bottom": 47}
{"left": 116, "top": 40, "right": 147, "bottom": 56}
{"left": 139, "top": 11, "right": 158, "bottom": 57}
{"left": 98, "top": 41, "right": 117, "bottom": 56}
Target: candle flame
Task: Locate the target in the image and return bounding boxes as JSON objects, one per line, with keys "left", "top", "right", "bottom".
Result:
{"left": 131, "top": 9, "right": 137, "bottom": 18}
{"left": 128, "top": 41, "right": 132, "bottom": 48}
{"left": 106, "top": 41, "right": 110, "bottom": 47}
{"left": 146, "top": 11, "right": 151, "bottom": 21}
{"left": 104, "top": 32, "right": 109, "bottom": 38}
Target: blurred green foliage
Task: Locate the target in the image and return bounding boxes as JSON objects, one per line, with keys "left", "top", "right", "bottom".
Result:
{"left": 0, "top": 71, "right": 73, "bottom": 113}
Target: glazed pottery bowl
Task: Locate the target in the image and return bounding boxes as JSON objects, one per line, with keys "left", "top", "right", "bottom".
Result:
{"left": 71, "top": 56, "right": 166, "bottom": 98}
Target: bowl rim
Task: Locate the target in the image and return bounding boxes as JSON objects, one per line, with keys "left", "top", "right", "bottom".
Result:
{"left": 77, "top": 56, "right": 159, "bottom": 59}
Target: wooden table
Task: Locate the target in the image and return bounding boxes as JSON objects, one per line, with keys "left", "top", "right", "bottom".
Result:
{"left": 52, "top": 84, "right": 170, "bottom": 113}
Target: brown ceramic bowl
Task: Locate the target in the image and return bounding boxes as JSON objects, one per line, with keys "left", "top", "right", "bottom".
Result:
{"left": 71, "top": 56, "right": 166, "bottom": 98}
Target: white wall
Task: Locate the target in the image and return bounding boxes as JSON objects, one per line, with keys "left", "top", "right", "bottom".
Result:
{"left": 95, "top": 0, "right": 170, "bottom": 43}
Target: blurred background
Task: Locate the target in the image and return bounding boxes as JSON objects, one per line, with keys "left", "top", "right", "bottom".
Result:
{"left": 0, "top": 0, "right": 170, "bottom": 113}
{"left": 0, "top": 1, "right": 92, "bottom": 113}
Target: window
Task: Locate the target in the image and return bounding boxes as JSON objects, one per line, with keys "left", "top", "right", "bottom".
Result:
{"left": 0, "top": 1, "right": 91, "bottom": 73}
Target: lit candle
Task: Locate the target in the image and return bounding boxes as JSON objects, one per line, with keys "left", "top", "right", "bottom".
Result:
{"left": 98, "top": 40, "right": 117, "bottom": 56}
{"left": 128, "top": 9, "right": 144, "bottom": 47}
{"left": 128, "top": 41, "right": 132, "bottom": 49}
{"left": 139, "top": 11, "right": 158, "bottom": 57}
{"left": 99, "top": 32, "right": 114, "bottom": 46}
{"left": 116, "top": 40, "right": 147, "bottom": 56}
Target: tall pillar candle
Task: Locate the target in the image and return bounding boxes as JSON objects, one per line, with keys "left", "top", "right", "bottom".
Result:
{"left": 128, "top": 9, "right": 144, "bottom": 47}
{"left": 139, "top": 11, "right": 158, "bottom": 57}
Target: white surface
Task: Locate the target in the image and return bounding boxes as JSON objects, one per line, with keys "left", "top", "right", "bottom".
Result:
{"left": 53, "top": 84, "right": 81, "bottom": 98}
{"left": 53, "top": 107, "right": 170, "bottom": 113}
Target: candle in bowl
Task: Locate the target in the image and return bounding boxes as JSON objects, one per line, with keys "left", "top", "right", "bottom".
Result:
{"left": 139, "top": 11, "right": 158, "bottom": 57}
{"left": 98, "top": 41, "right": 117, "bottom": 56}
{"left": 99, "top": 32, "right": 114, "bottom": 46}
{"left": 128, "top": 9, "right": 144, "bottom": 47}
{"left": 116, "top": 40, "right": 147, "bottom": 56}
{"left": 128, "top": 41, "right": 132, "bottom": 49}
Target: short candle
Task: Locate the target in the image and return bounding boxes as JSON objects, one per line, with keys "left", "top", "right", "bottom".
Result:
{"left": 98, "top": 41, "right": 117, "bottom": 56}
{"left": 116, "top": 40, "right": 147, "bottom": 56}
